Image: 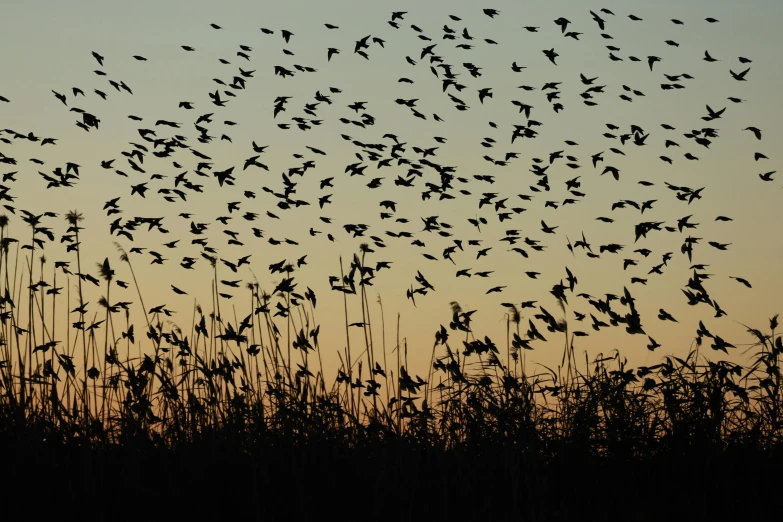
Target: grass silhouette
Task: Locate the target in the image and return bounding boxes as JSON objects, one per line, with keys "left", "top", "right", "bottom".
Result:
{"left": 0, "top": 211, "right": 781, "bottom": 521}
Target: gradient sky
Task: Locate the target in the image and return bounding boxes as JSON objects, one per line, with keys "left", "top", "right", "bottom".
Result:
{"left": 1, "top": 0, "right": 782, "bottom": 380}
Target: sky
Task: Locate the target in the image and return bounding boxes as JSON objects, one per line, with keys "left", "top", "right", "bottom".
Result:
{"left": 0, "top": 0, "right": 782, "bottom": 381}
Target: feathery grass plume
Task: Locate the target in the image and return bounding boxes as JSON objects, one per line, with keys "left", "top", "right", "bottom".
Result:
{"left": 0, "top": 250, "right": 779, "bottom": 519}
{"left": 65, "top": 209, "right": 90, "bottom": 423}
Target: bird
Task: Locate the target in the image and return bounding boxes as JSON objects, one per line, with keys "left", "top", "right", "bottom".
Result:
{"left": 0, "top": 4, "right": 773, "bottom": 387}
{"left": 130, "top": 183, "right": 148, "bottom": 197}
{"left": 731, "top": 67, "right": 751, "bottom": 81}
{"left": 745, "top": 127, "right": 762, "bottom": 140}
{"left": 730, "top": 276, "right": 752, "bottom": 288}
{"left": 542, "top": 49, "right": 559, "bottom": 65}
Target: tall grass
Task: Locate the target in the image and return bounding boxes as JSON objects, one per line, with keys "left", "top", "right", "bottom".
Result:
{"left": 1, "top": 211, "right": 782, "bottom": 520}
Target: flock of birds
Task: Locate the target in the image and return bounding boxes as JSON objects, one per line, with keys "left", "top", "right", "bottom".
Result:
{"left": 0, "top": 7, "right": 776, "bottom": 354}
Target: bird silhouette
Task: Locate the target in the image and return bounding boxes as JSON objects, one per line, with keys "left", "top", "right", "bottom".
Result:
{"left": 0, "top": 4, "right": 773, "bottom": 375}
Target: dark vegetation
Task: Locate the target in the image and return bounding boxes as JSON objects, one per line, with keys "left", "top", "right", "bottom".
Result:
{"left": 1, "top": 214, "right": 781, "bottom": 521}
